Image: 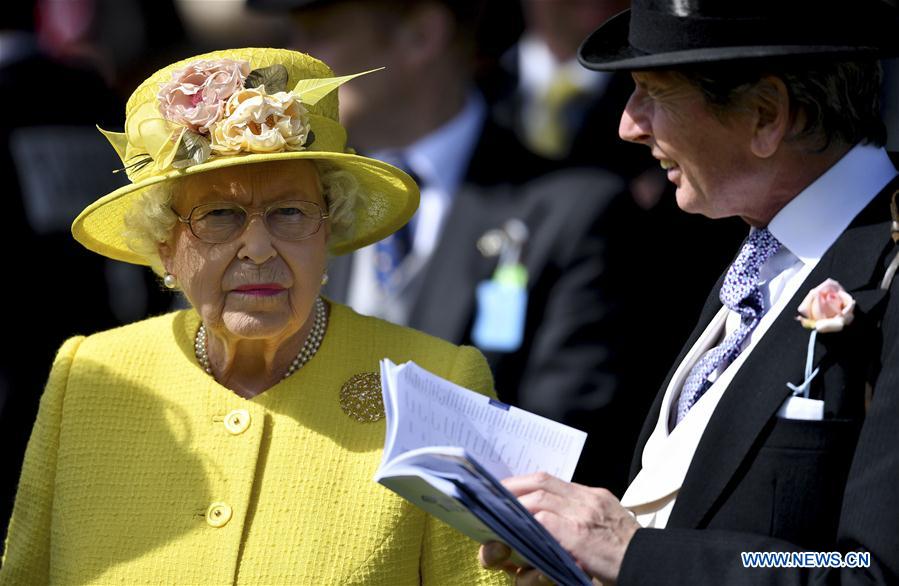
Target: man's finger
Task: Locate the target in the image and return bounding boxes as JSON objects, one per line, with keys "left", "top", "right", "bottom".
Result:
{"left": 479, "top": 541, "right": 517, "bottom": 572}
{"left": 479, "top": 541, "right": 511, "bottom": 567}
{"left": 501, "top": 472, "right": 580, "bottom": 498}
{"left": 515, "top": 567, "right": 553, "bottom": 585}
{"left": 517, "top": 487, "right": 575, "bottom": 517}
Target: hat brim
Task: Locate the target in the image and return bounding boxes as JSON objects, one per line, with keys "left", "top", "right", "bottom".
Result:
{"left": 578, "top": 10, "right": 884, "bottom": 72}
{"left": 72, "top": 150, "right": 419, "bottom": 265}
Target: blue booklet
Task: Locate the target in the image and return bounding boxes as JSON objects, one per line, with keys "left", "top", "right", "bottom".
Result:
{"left": 374, "top": 360, "right": 592, "bottom": 586}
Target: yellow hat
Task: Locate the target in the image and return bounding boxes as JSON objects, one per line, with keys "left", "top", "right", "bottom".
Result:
{"left": 72, "top": 47, "right": 419, "bottom": 264}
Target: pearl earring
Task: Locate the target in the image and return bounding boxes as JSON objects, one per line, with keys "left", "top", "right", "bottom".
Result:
{"left": 321, "top": 273, "right": 330, "bottom": 286}
{"left": 163, "top": 272, "right": 177, "bottom": 289}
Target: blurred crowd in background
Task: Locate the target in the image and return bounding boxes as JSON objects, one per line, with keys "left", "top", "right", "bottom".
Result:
{"left": 2, "top": 0, "right": 897, "bottom": 544}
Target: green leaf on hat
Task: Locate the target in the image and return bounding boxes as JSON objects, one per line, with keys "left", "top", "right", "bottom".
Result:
{"left": 245, "top": 64, "right": 289, "bottom": 94}
{"left": 172, "top": 131, "right": 212, "bottom": 169}
{"left": 292, "top": 67, "right": 385, "bottom": 106}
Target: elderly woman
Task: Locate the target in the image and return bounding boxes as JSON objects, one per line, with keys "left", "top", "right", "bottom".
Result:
{"left": 0, "top": 48, "right": 507, "bottom": 585}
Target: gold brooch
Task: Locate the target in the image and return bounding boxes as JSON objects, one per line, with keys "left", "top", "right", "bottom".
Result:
{"left": 339, "top": 372, "right": 385, "bottom": 422}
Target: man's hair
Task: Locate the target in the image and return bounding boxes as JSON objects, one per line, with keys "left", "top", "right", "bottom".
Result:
{"left": 678, "top": 58, "right": 886, "bottom": 150}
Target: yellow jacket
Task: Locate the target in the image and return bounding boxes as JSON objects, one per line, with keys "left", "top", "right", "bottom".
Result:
{"left": 1, "top": 302, "right": 509, "bottom": 585}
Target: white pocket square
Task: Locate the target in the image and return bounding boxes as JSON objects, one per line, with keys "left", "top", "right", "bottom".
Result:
{"left": 777, "top": 396, "right": 824, "bottom": 421}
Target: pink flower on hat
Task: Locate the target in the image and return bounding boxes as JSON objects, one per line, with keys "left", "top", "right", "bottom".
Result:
{"left": 796, "top": 278, "right": 855, "bottom": 333}
{"left": 157, "top": 59, "right": 250, "bottom": 134}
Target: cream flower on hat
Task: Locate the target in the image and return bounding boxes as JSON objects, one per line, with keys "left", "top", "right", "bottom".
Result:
{"left": 210, "top": 87, "right": 310, "bottom": 155}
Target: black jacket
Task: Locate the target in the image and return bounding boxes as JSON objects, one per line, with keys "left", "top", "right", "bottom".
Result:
{"left": 620, "top": 176, "right": 899, "bottom": 585}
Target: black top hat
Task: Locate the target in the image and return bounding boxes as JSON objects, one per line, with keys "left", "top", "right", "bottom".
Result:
{"left": 579, "top": 0, "right": 899, "bottom": 71}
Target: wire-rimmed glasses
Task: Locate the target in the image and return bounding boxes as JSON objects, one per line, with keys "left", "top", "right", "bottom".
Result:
{"left": 174, "top": 200, "right": 330, "bottom": 243}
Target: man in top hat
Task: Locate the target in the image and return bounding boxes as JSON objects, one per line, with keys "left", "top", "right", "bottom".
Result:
{"left": 480, "top": 0, "right": 899, "bottom": 584}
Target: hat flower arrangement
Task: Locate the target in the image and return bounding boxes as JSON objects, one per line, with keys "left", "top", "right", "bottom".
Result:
{"left": 113, "top": 58, "right": 372, "bottom": 175}
{"left": 74, "top": 48, "right": 420, "bottom": 265}
{"left": 161, "top": 59, "right": 311, "bottom": 166}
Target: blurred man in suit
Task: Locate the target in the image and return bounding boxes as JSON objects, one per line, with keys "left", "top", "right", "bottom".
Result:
{"left": 480, "top": 1, "right": 899, "bottom": 584}
{"left": 491, "top": 0, "right": 643, "bottom": 175}
{"left": 249, "top": 0, "right": 667, "bottom": 494}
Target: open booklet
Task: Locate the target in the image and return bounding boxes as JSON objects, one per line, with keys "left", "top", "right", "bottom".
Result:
{"left": 374, "top": 359, "right": 592, "bottom": 586}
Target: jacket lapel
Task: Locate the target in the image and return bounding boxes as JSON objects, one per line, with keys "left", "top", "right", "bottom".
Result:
{"left": 406, "top": 188, "right": 497, "bottom": 342}
{"left": 407, "top": 120, "right": 555, "bottom": 342}
{"left": 628, "top": 269, "right": 729, "bottom": 481}
{"left": 667, "top": 183, "right": 898, "bottom": 529}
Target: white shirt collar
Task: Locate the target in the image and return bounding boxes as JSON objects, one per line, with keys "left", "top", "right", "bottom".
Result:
{"left": 768, "top": 144, "right": 898, "bottom": 264}
{"left": 373, "top": 90, "right": 485, "bottom": 199}
{"left": 517, "top": 33, "right": 610, "bottom": 98}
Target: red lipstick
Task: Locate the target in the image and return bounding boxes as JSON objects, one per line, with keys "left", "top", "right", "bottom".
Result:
{"left": 233, "top": 284, "right": 286, "bottom": 297}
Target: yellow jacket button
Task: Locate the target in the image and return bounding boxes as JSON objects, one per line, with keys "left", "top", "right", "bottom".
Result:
{"left": 224, "top": 409, "right": 251, "bottom": 435}
{"left": 206, "top": 502, "right": 233, "bottom": 528}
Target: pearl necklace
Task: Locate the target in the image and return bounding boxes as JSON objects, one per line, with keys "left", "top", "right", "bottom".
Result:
{"left": 195, "top": 296, "right": 328, "bottom": 379}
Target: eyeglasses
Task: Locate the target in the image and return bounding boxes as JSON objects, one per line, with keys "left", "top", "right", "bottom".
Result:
{"left": 174, "top": 200, "right": 330, "bottom": 244}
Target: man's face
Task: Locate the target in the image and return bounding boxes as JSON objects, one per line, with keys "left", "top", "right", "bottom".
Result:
{"left": 619, "top": 70, "right": 761, "bottom": 220}
{"left": 289, "top": 2, "right": 408, "bottom": 140}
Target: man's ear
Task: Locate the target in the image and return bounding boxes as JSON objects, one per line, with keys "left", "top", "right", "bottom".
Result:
{"left": 750, "top": 76, "right": 791, "bottom": 159}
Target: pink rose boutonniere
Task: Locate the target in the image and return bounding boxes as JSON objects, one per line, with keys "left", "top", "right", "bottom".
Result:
{"left": 796, "top": 278, "right": 856, "bottom": 333}
{"left": 788, "top": 279, "right": 856, "bottom": 398}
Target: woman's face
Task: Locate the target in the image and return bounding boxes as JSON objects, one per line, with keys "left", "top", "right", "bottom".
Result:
{"left": 160, "top": 159, "right": 329, "bottom": 343}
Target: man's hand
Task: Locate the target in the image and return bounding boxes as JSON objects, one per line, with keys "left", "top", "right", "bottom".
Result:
{"left": 479, "top": 473, "right": 639, "bottom": 584}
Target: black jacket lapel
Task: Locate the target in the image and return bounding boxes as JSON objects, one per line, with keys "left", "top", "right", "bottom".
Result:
{"left": 628, "top": 268, "right": 730, "bottom": 481}
{"left": 407, "top": 120, "right": 555, "bottom": 342}
{"left": 406, "top": 188, "right": 497, "bottom": 342}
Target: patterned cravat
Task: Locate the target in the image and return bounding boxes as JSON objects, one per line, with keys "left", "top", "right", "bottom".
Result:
{"left": 675, "top": 228, "right": 783, "bottom": 425}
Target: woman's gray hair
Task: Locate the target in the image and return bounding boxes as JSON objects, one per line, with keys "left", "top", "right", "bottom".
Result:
{"left": 122, "top": 160, "right": 360, "bottom": 275}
